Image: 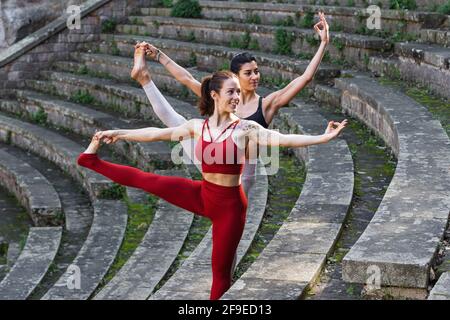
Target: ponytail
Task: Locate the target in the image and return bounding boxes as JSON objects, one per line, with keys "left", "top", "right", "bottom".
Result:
{"left": 198, "top": 71, "right": 237, "bottom": 117}
{"left": 199, "top": 76, "right": 214, "bottom": 116}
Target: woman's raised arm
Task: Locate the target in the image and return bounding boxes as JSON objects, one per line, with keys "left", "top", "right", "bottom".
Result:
{"left": 243, "top": 118, "right": 347, "bottom": 148}
{"left": 96, "top": 119, "right": 198, "bottom": 144}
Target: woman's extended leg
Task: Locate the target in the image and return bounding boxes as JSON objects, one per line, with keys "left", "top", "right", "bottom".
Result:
{"left": 202, "top": 181, "right": 247, "bottom": 300}
{"left": 78, "top": 152, "right": 205, "bottom": 216}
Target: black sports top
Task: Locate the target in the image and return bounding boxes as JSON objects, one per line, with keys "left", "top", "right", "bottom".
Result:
{"left": 243, "top": 96, "right": 269, "bottom": 128}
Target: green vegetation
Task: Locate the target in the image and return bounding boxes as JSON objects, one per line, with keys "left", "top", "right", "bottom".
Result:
{"left": 378, "top": 77, "right": 450, "bottom": 136}
{"left": 70, "top": 90, "right": 95, "bottom": 105}
{"left": 437, "top": 1, "right": 450, "bottom": 14}
{"left": 230, "top": 32, "right": 251, "bottom": 49}
{"left": 30, "top": 108, "right": 48, "bottom": 126}
{"left": 276, "top": 16, "right": 295, "bottom": 27}
{"left": 94, "top": 194, "right": 158, "bottom": 293}
{"left": 232, "top": 149, "right": 306, "bottom": 281}
{"left": 100, "top": 183, "right": 126, "bottom": 200}
{"left": 246, "top": 13, "right": 262, "bottom": 25}
{"left": 110, "top": 41, "right": 120, "bottom": 56}
{"left": 389, "top": 0, "right": 417, "bottom": 10}
{"left": 171, "top": 0, "right": 202, "bottom": 18}
{"left": 101, "top": 19, "right": 117, "bottom": 33}
{"left": 347, "top": 0, "right": 355, "bottom": 6}
{"left": 300, "top": 10, "right": 315, "bottom": 28}
{"left": 274, "top": 28, "right": 294, "bottom": 55}
{"left": 332, "top": 37, "right": 345, "bottom": 52}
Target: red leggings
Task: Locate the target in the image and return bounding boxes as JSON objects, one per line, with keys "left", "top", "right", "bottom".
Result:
{"left": 77, "top": 153, "right": 247, "bottom": 300}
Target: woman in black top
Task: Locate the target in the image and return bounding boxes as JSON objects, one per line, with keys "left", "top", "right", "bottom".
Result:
{"left": 131, "top": 11, "right": 330, "bottom": 192}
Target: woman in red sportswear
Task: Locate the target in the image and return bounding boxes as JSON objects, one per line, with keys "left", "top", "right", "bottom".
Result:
{"left": 77, "top": 70, "right": 347, "bottom": 300}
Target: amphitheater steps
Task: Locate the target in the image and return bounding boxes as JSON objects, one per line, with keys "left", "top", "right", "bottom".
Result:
{"left": 42, "top": 200, "right": 127, "bottom": 300}
{"left": 120, "top": 14, "right": 391, "bottom": 69}
{"left": 94, "top": 169, "right": 194, "bottom": 300}
{"left": 0, "top": 148, "right": 62, "bottom": 226}
{"left": 97, "top": 33, "right": 341, "bottom": 83}
{"left": 333, "top": 74, "right": 450, "bottom": 289}
{"left": 369, "top": 41, "right": 450, "bottom": 99}
{"left": 0, "top": 227, "right": 62, "bottom": 300}
{"left": 2, "top": 88, "right": 173, "bottom": 172}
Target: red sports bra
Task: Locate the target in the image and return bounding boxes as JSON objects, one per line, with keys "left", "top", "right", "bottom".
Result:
{"left": 195, "top": 119, "right": 245, "bottom": 175}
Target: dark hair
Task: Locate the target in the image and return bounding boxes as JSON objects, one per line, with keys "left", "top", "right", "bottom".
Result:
{"left": 199, "top": 71, "right": 237, "bottom": 117}
{"left": 230, "top": 52, "right": 257, "bottom": 74}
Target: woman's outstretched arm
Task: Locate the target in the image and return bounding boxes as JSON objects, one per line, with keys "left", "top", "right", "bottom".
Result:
{"left": 96, "top": 119, "right": 199, "bottom": 143}
{"left": 263, "top": 12, "right": 330, "bottom": 118}
{"left": 144, "top": 43, "right": 202, "bottom": 97}
{"left": 244, "top": 118, "right": 347, "bottom": 148}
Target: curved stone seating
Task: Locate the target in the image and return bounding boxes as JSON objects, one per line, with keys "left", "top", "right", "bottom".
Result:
{"left": 194, "top": 1, "right": 447, "bottom": 35}
{"left": 99, "top": 34, "right": 340, "bottom": 82}
{"left": 221, "top": 99, "right": 353, "bottom": 299}
{"left": 0, "top": 113, "right": 113, "bottom": 200}
{"left": 0, "top": 227, "right": 62, "bottom": 300}
{"left": 421, "top": 28, "right": 450, "bottom": 47}
{"left": 150, "top": 163, "right": 268, "bottom": 299}
{"left": 275, "top": 0, "right": 447, "bottom": 10}
{"left": 42, "top": 199, "right": 127, "bottom": 300}
{"left": 120, "top": 15, "right": 390, "bottom": 68}
{"left": 25, "top": 71, "right": 197, "bottom": 127}
{"left": 334, "top": 74, "right": 450, "bottom": 289}
{"left": 369, "top": 42, "right": 450, "bottom": 99}
{"left": 94, "top": 169, "right": 194, "bottom": 300}
{"left": 428, "top": 272, "right": 450, "bottom": 300}
{"left": 5, "top": 89, "right": 172, "bottom": 171}
{"left": 0, "top": 148, "right": 62, "bottom": 226}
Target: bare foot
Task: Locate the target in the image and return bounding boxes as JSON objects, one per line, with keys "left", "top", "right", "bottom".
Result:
{"left": 83, "top": 133, "right": 102, "bottom": 154}
{"left": 131, "top": 43, "right": 152, "bottom": 86}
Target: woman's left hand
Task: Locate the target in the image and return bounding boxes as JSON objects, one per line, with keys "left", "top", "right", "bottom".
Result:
{"left": 325, "top": 119, "right": 348, "bottom": 138}
{"left": 95, "top": 130, "right": 120, "bottom": 144}
{"left": 314, "top": 12, "right": 330, "bottom": 44}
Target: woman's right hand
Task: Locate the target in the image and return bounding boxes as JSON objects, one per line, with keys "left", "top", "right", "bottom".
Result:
{"left": 325, "top": 119, "right": 348, "bottom": 140}
{"left": 95, "top": 130, "right": 120, "bottom": 144}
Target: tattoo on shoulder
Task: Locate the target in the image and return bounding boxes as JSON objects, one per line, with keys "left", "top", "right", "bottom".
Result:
{"left": 240, "top": 120, "right": 259, "bottom": 132}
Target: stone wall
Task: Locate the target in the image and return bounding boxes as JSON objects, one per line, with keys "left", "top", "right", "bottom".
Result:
{"left": 0, "top": 0, "right": 85, "bottom": 50}
{"left": 0, "top": 0, "right": 152, "bottom": 89}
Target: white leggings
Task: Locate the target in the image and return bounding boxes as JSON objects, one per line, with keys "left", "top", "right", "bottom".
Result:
{"left": 143, "top": 81, "right": 257, "bottom": 194}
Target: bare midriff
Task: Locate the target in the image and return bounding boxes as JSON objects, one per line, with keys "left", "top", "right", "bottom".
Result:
{"left": 202, "top": 172, "right": 241, "bottom": 187}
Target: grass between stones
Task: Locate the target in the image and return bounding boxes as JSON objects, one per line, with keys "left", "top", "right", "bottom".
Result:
{"left": 232, "top": 147, "right": 306, "bottom": 282}
{"left": 303, "top": 98, "right": 396, "bottom": 300}
{"left": 90, "top": 193, "right": 158, "bottom": 297}
{"left": 377, "top": 77, "right": 450, "bottom": 136}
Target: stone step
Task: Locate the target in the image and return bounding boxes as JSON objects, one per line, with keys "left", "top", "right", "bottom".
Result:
{"left": 140, "top": 1, "right": 447, "bottom": 36}
{"left": 368, "top": 42, "right": 450, "bottom": 99}
{"left": 0, "top": 112, "right": 114, "bottom": 200}
{"left": 420, "top": 28, "right": 450, "bottom": 47}
{"left": 120, "top": 14, "right": 391, "bottom": 68}
{"left": 274, "top": 0, "right": 448, "bottom": 11}
{"left": 0, "top": 227, "right": 62, "bottom": 300}
{"left": 42, "top": 199, "right": 127, "bottom": 300}
{"left": 395, "top": 42, "right": 450, "bottom": 69}
{"left": 0, "top": 148, "right": 62, "bottom": 226}
{"left": 98, "top": 33, "right": 341, "bottom": 83}
{"left": 222, "top": 100, "right": 354, "bottom": 299}
{"left": 150, "top": 163, "right": 269, "bottom": 299}
{"left": 28, "top": 70, "right": 197, "bottom": 126}
{"left": 334, "top": 74, "right": 450, "bottom": 289}
{"left": 94, "top": 169, "right": 194, "bottom": 300}
{"left": 428, "top": 272, "right": 450, "bottom": 300}
{"left": 6, "top": 89, "right": 173, "bottom": 172}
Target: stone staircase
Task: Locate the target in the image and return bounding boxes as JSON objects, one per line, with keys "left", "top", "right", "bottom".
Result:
{"left": 0, "top": 0, "right": 448, "bottom": 300}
